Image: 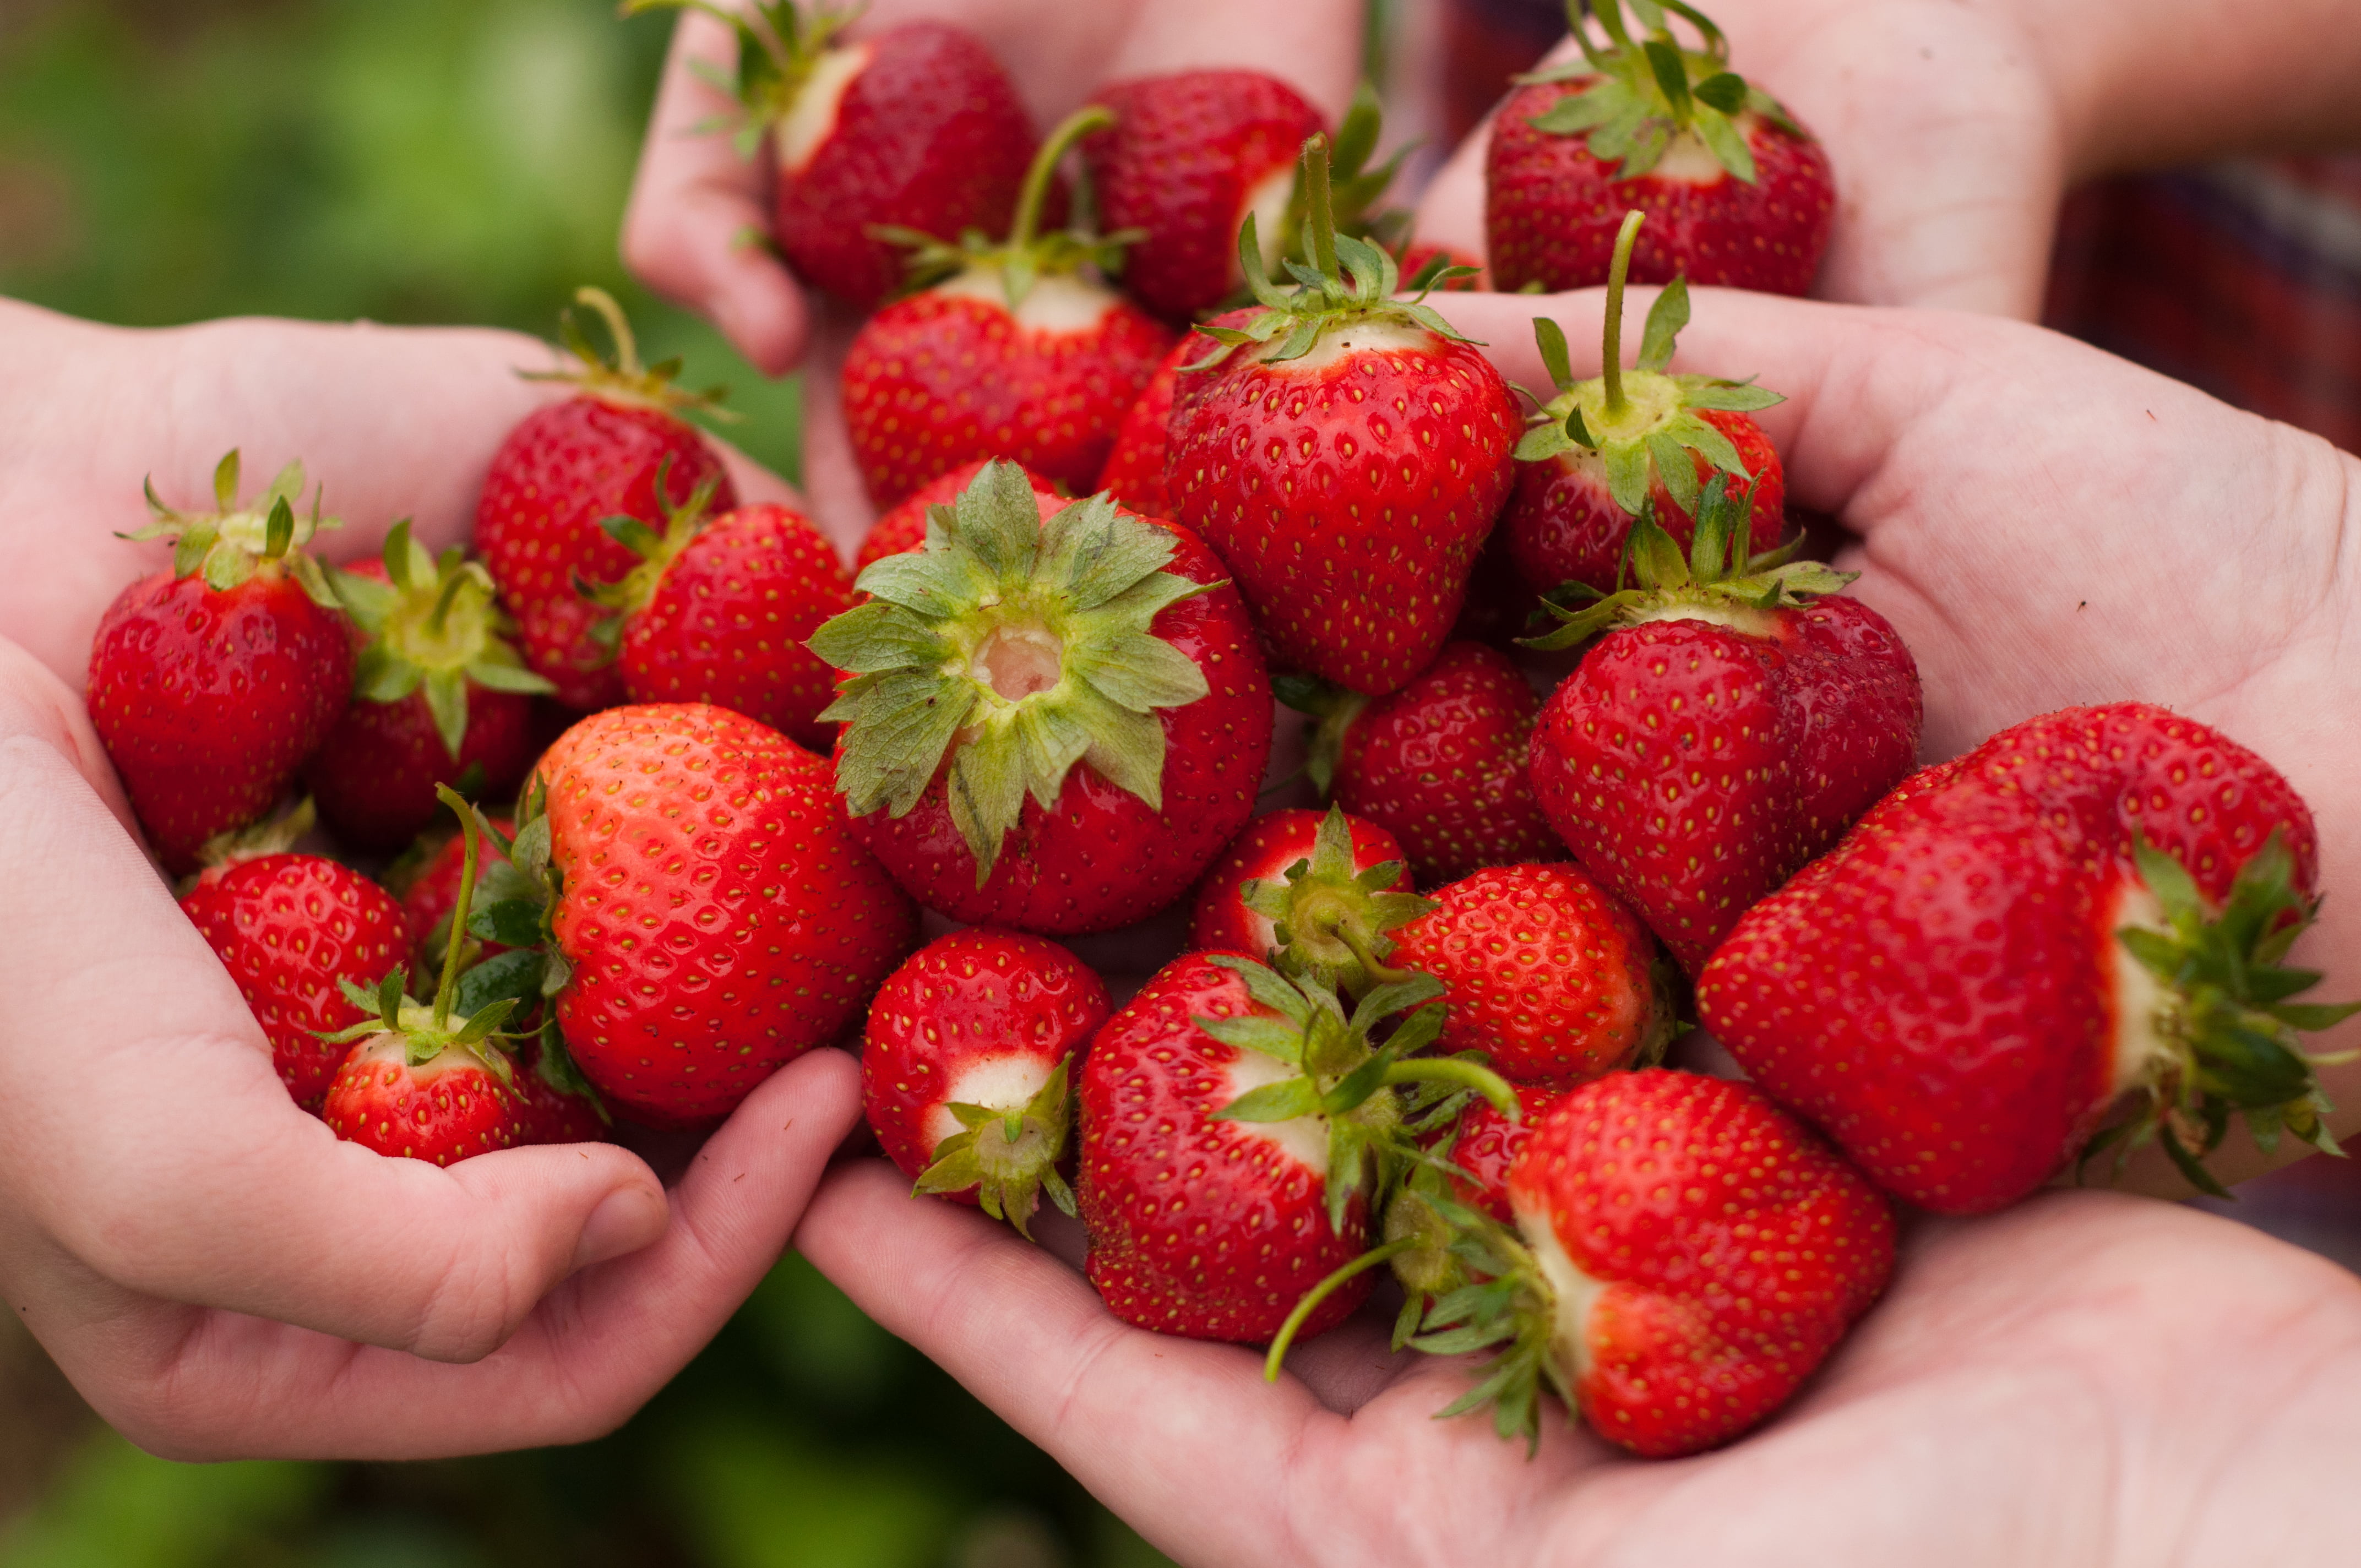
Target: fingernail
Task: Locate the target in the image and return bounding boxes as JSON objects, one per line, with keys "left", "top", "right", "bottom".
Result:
{"left": 572, "top": 1186, "right": 661, "bottom": 1272}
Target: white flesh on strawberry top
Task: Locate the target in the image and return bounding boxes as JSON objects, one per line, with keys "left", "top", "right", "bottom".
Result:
{"left": 934, "top": 268, "right": 1123, "bottom": 332}
{"left": 2106, "top": 877, "right": 2175, "bottom": 1099}
{"left": 776, "top": 41, "right": 873, "bottom": 175}
{"left": 926, "top": 1053, "right": 1060, "bottom": 1152}
{"left": 1222, "top": 1049, "right": 1331, "bottom": 1172}
{"left": 1512, "top": 1192, "right": 1608, "bottom": 1384}
{"left": 1239, "top": 165, "right": 1296, "bottom": 281}
{"left": 1650, "top": 122, "right": 1748, "bottom": 186}
{"left": 1254, "top": 315, "right": 1437, "bottom": 374}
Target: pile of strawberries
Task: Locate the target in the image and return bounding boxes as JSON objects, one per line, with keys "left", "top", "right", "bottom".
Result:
{"left": 89, "top": 0, "right": 2354, "bottom": 1464}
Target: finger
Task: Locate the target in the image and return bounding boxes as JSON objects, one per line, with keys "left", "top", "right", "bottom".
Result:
{"left": 0, "top": 637, "right": 134, "bottom": 834}
{"left": 621, "top": 12, "right": 812, "bottom": 376}
{"left": 1408, "top": 113, "right": 1490, "bottom": 263}
{"left": 1106, "top": 0, "right": 1364, "bottom": 122}
{"left": 793, "top": 312, "right": 877, "bottom": 562}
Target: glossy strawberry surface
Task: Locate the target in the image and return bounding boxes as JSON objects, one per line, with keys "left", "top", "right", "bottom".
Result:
{"left": 181, "top": 853, "right": 409, "bottom": 1105}
{"left": 1186, "top": 808, "right": 1410, "bottom": 961}
{"left": 304, "top": 683, "right": 532, "bottom": 853}
{"left": 322, "top": 1037, "right": 521, "bottom": 1166}
{"left": 1438, "top": 1082, "right": 1560, "bottom": 1222}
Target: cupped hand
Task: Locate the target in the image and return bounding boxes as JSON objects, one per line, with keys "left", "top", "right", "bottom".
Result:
{"left": 0, "top": 300, "right": 843, "bottom": 1458}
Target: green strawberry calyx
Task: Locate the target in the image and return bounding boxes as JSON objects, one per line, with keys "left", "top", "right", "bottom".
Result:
{"left": 1521, "top": 468, "right": 1851, "bottom": 651}
{"left": 1400, "top": 1191, "right": 1569, "bottom": 1452}
{"left": 576, "top": 459, "right": 728, "bottom": 650}
{"left": 2089, "top": 831, "right": 2360, "bottom": 1197}
{"left": 329, "top": 521, "right": 554, "bottom": 760}
{"left": 1517, "top": 0, "right": 1807, "bottom": 184}
{"left": 119, "top": 448, "right": 341, "bottom": 608}
{"left": 809, "top": 461, "right": 1222, "bottom": 884}
{"left": 622, "top": 0, "right": 858, "bottom": 155}
{"left": 912, "top": 1057, "right": 1078, "bottom": 1241}
{"left": 1234, "top": 804, "right": 1437, "bottom": 997}
{"left": 1241, "top": 81, "right": 1417, "bottom": 301}
{"left": 1515, "top": 209, "right": 1782, "bottom": 510}
{"left": 186, "top": 796, "right": 320, "bottom": 882}
{"left": 519, "top": 285, "right": 734, "bottom": 420}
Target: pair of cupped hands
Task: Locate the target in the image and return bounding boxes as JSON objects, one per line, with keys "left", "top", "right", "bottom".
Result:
{"left": 4, "top": 1, "right": 2361, "bottom": 1562}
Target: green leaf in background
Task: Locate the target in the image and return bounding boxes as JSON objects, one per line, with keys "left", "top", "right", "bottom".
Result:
{"left": 0, "top": 1431, "right": 322, "bottom": 1568}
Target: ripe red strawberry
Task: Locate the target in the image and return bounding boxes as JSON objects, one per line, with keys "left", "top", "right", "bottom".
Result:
{"left": 1437, "top": 1082, "right": 1562, "bottom": 1222}
{"left": 1699, "top": 704, "right": 2357, "bottom": 1214}
{"left": 395, "top": 816, "right": 514, "bottom": 977}
{"left": 1414, "top": 1069, "right": 1892, "bottom": 1457}
{"left": 180, "top": 821, "right": 409, "bottom": 1107}
{"left": 1396, "top": 239, "right": 1486, "bottom": 292}
{"left": 527, "top": 702, "right": 915, "bottom": 1125}
{"left": 1079, "top": 951, "right": 1499, "bottom": 1343}
{"left": 813, "top": 463, "right": 1271, "bottom": 934}
{"left": 508, "top": 1032, "right": 610, "bottom": 1146}
{"left": 1389, "top": 862, "right": 1669, "bottom": 1086}
{"left": 1187, "top": 806, "right": 1428, "bottom": 990}
{"left": 1167, "top": 139, "right": 1520, "bottom": 695}
{"left": 1079, "top": 70, "right": 1326, "bottom": 320}
{"left": 578, "top": 482, "right": 852, "bottom": 753}
{"left": 1380, "top": 1081, "right": 1563, "bottom": 1341}
{"left": 855, "top": 458, "right": 1059, "bottom": 576}
{"left": 1095, "top": 310, "right": 1256, "bottom": 521}
{"left": 475, "top": 288, "right": 737, "bottom": 711}
{"left": 862, "top": 928, "right": 1111, "bottom": 1234}
{"left": 1504, "top": 213, "right": 1786, "bottom": 598}
{"left": 842, "top": 107, "right": 1175, "bottom": 509}
{"left": 303, "top": 527, "right": 550, "bottom": 852}
{"left": 88, "top": 451, "right": 353, "bottom": 872}
{"left": 1526, "top": 480, "right": 1922, "bottom": 973}
{"left": 1285, "top": 643, "right": 1563, "bottom": 886}
{"left": 1484, "top": 1, "right": 1833, "bottom": 296}
{"left": 639, "top": 3, "right": 1038, "bottom": 308}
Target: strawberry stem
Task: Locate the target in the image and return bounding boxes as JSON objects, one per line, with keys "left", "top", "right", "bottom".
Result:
{"left": 1263, "top": 1236, "right": 1416, "bottom": 1381}
{"left": 574, "top": 286, "right": 642, "bottom": 379}
{"left": 1302, "top": 134, "right": 1339, "bottom": 288}
{"left": 1009, "top": 106, "right": 1113, "bottom": 254}
{"left": 431, "top": 783, "right": 480, "bottom": 1032}
{"left": 1601, "top": 209, "right": 1645, "bottom": 418}
{"left": 1379, "top": 1057, "right": 1521, "bottom": 1117}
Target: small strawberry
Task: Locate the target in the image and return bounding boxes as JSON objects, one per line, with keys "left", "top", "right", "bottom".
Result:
{"left": 1078, "top": 951, "right": 1512, "bottom": 1343}
{"left": 862, "top": 928, "right": 1111, "bottom": 1235}
{"left": 476, "top": 288, "right": 737, "bottom": 711}
{"left": 1484, "top": 1, "right": 1834, "bottom": 297}
{"left": 1504, "top": 210, "right": 1786, "bottom": 600}
{"left": 508, "top": 1032, "right": 610, "bottom": 1146}
{"left": 1186, "top": 805, "right": 1430, "bottom": 992}
{"left": 1396, "top": 239, "right": 1486, "bottom": 292}
{"left": 320, "top": 789, "right": 526, "bottom": 1165}
{"left": 842, "top": 108, "right": 1176, "bottom": 509}
{"left": 88, "top": 451, "right": 352, "bottom": 872}
{"left": 1094, "top": 309, "right": 1255, "bottom": 521}
{"left": 1410, "top": 1069, "right": 1894, "bottom": 1458}
{"left": 303, "top": 525, "right": 552, "bottom": 852}
{"left": 178, "top": 805, "right": 409, "bottom": 1107}
{"left": 1699, "top": 703, "right": 2359, "bottom": 1213}
{"left": 632, "top": 2, "right": 1038, "bottom": 309}
{"left": 1167, "top": 137, "right": 1520, "bottom": 695}
{"left": 1389, "top": 862, "right": 1671, "bottom": 1086}
{"left": 1079, "top": 70, "right": 1327, "bottom": 320}
{"left": 811, "top": 463, "right": 1271, "bottom": 934}
{"left": 1525, "top": 477, "right": 1922, "bottom": 972}
{"left": 1283, "top": 643, "right": 1564, "bottom": 886}
{"left": 578, "top": 479, "right": 852, "bottom": 753}
{"left": 855, "top": 458, "right": 1059, "bottom": 577}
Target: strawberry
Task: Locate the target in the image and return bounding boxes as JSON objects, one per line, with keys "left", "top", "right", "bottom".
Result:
{"left": 1389, "top": 862, "right": 1671, "bottom": 1086}
{"left": 302, "top": 526, "right": 551, "bottom": 851}
{"left": 635, "top": 2, "right": 1038, "bottom": 309}
{"left": 1698, "top": 703, "right": 2359, "bottom": 1213}
{"left": 1079, "top": 70, "right": 1327, "bottom": 320}
{"left": 508, "top": 1032, "right": 610, "bottom": 1146}
{"left": 87, "top": 451, "right": 352, "bottom": 872}
{"left": 178, "top": 808, "right": 409, "bottom": 1107}
{"left": 1094, "top": 309, "right": 1256, "bottom": 521}
{"left": 320, "top": 791, "right": 527, "bottom": 1164}
{"left": 512, "top": 702, "right": 916, "bottom": 1125}
{"left": 862, "top": 928, "right": 1110, "bottom": 1235}
{"left": 811, "top": 462, "right": 1271, "bottom": 934}
{"left": 1525, "top": 477, "right": 1922, "bottom": 972}
{"left": 1397, "top": 239, "right": 1486, "bottom": 292}
{"left": 1380, "top": 1081, "right": 1563, "bottom": 1342}
{"left": 1284, "top": 643, "right": 1564, "bottom": 886}
{"left": 855, "top": 458, "right": 1059, "bottom": 576}
{"left": 1410, "top": 1069, "right": 1894, "bottom": 1458}
{"left": 1078, "top": 951, "right": 1509, "bottom": 1343}
{"left": 395, "top": 816, "right": 514, "bottom": 977}
{"left": 1433, "top": 1082, "right": 1562, "bottom": 1223}
{"left": 1504, "top": 211, "right": 1786, "bottom": 599}
{"left": 842, "top": 108, "right": 1176, "bottom": 509}
{"left": 475, "top": 288, "right": 736, "bottom": 711}
{"left": 1484, "top": 1, "right": 1834, "bottom": 297}
{"left": 1186, "top": 805, "right": 1429, "bottom": 992}
{"left": 577, "top": 479, "right": 852, "bottom": 753}
{"left": 1166, "top": 137, "right": 1520, "bottom": 695}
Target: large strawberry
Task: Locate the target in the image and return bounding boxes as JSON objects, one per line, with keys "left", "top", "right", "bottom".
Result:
{"left": 1526, "top": 479, "right": 1922, "bottom": 972}
{"left": 1389, "top": 862, "right": 1671, "bottom": 1086}
{"left": 1504, "top": 210, "right": 1785, "bottom": 599}
{"left": 1411, "top": 1069, "right": 1894, "bottom": 1457}
{"left": 179, "top": 808, "right": 409, "bottom": 1107}
{"left": 88, "top": 451, "right": 352, "bottom": 872}
{"left": 632, "top": 2, "right": 1037, "bottom": 308}
{"left": 578, "top": 478, "right": 852, "bottom": 753}
{"left": 855, "top": 458, "right": 1059, "bottom": 576}
{"left": 475, "top": 288, "right": 736, "bottom": 711}
{"left": 863, "top": 928, "right": 1110, "bottom": 1235}
{"left": 841, "top": 108, "right": 1175, "bottom": 509}
{"left": 1186, "top": 805, "right": 1430, "bottom": 994}
{"left": 811, "top": 463, "right": 1271, "bottom": 934}
{"left": 1166, "top": 137, "right": 1520, "bottom": 695}
{"left": 1283, "top": 642, "right": 1563, "bottom": 886}
{"left": 1485, "top": 0, "right": 1833, "bottom": 296}
{"left": 304, "top": 525, "right": 551, "bottom": 851}
{"left": 1078, "top": 951, "right": 1509, "bottom": 1344}
{"left": 1699, "top": 703, "right": 2358, "bottom": 1213}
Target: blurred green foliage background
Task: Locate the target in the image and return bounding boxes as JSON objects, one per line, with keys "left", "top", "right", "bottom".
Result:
{"left": 0, "top": 2, "right": 1163, "bottom": 1564}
